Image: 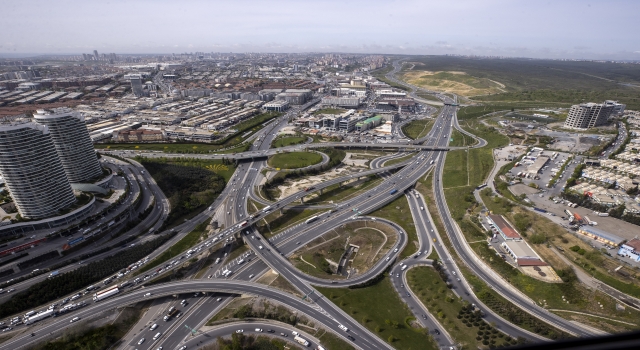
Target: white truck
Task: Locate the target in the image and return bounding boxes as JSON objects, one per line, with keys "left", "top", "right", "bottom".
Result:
{"left": 294, "top": 335, "right": 310, "bottom": 347}
{"left": 93, "top": 287, "right": 120, "bottom": 302}
{"left": 24, "top": 309, "right": 55, "bottom": 325}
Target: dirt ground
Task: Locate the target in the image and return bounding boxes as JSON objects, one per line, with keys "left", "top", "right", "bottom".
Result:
{"left": 521, "top": 266, "right": 561, "bottom": 283}
{"left": 509, "top": 183, "right": 540, "bottom": 196}
{"left": 275, "top": 162, "right": 369, "bottom": 200}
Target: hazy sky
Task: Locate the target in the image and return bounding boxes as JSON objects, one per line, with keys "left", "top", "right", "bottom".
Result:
{"left": 2, "top": 0, "right": 639, "bottom": 60}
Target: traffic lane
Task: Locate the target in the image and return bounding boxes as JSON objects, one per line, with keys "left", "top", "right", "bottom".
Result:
{"left": 180, "top": 321, "right": 322, "bottom": 350}
{"left": 252, "top": 217, "right": 407, "bottom": 287}
{"left": 389, "top": 263, "right": 455, "bottom": 347}
{"left": 3, "top": 281, "right": 379, "bottom": 350}
{"left": 159, "top": 263, "right": 270, "bottom": 350}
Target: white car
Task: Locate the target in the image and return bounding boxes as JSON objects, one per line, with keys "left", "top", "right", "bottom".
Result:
{"left": 236, "top": 329, "right": 243, "bottom": 333}
{"left": 138, "top": 338, "right": 145, "bottom": 345}
{"left": 70, "top": 317, "right": 80, "bottom": 323}
{"left": 144, "top": 292, "right": 152, "bottom": 297}
{"left": 150, "top": 323, "right": 158, "bottom": 331}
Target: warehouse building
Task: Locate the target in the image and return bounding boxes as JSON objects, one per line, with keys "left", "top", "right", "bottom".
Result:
{"left": 577, "top": 225, "right": 623, "bottom": 246}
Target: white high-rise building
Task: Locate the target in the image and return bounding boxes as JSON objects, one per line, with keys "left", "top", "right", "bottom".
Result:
{"left": 0, "top": 123, "right": 76, "bottom": 219}
{"left": 563, "top": 102, "right": 615, "bottom": 129}
{"left": 34, "top": 109, "right": 103, "bottom": 184}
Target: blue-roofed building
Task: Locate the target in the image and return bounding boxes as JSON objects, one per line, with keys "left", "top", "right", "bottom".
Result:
{"left": 618, "top": 238, "right": 640, "bottom": 262}
{"left": 576, "top": 225, "right": 623, "bottom": 246}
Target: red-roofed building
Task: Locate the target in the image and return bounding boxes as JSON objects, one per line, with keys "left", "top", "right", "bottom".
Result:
{"left": 488, "top": 215, "right": 522, "bottom": 241}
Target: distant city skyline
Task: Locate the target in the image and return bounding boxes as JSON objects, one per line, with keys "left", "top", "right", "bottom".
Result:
{"left": 1, "top": 0, "right": 639, "bottom": 60}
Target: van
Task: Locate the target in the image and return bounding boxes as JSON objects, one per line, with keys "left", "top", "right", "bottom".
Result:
{"left": 153, "top": 332, "right": 162, "bottom": 340}
{"left": 24, "top": 311, "right": 36, "bottom": 318}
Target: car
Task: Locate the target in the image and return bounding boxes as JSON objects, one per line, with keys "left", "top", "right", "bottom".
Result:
{"left": 138, "top": 338, "right": 145, "bottom": 345}
{"left": 236, "top": 329, "right": 243, "bottom": 333}
{"left": 280, "top": 332, "right": 288, "bottom": 337}
{"left": 422, "top": 314, "right": 427, "bottom": 320}
{"left": 255, "top": 328, "right": 262, "bottom": 332}
{"left": 434, "top": 329, "right": 441, "bottom": 335}
{"left": 216, "top": 297, "right": 222, "bottom": 302}
{"left": 179, "top": 347, "right": 187, "bottom": 350}
{"left": 267, "top": 329, "right": 275, "bottom": 333}
{"left": 150, "top": 323, "right": 158, "bottom": 331}
{"left": 2, "top": 327, "right": 12, "bottom": 332}
{"left": 347, "top": 335, "right": 355, "bottom": 341}
{"left": 406, "top": 292, "right": 410, "bottom": 297}
{"left": 144, "top": 292, "right": 152, "bottom": 297}
{"left": 70, "top": 317, "right": 80, "bottom": 323}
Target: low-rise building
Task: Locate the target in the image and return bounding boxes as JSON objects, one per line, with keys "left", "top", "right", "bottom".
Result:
{"left": 576, "top": 225, "right": 623, "bottom": 246}
{"left": 618, "top": 238, "right": 640, "bottom": 262}
{"left": 487, "top": 214, "right": 522, "bottom": 241}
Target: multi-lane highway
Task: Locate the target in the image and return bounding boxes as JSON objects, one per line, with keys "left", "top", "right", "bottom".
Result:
{"left": 1, "top": 60, "right": 609, "bottom": 350}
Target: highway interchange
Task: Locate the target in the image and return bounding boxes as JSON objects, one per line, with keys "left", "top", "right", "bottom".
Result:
{"left": 0, "top": 63, "right": 607, "bottom": 350}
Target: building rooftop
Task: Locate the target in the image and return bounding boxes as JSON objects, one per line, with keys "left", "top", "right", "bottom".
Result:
{"left": 623, "top": 238, "right": 640, "bottom": 252}
{"left": 488, "top": 214, "right": 521, "bottom": 239}
{"left": 578, "top": 225, "right": 623, "bottom": 244}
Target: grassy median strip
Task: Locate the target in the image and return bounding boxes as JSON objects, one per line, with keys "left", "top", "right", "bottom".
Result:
{"left": 137, "top": 219, "right": 209, "bottom": 275}
{"left": 407, "top": 266, "right": 514, "bottom": 348}
{"left": 316, "top": 275, "right": 438, "bottom": 350}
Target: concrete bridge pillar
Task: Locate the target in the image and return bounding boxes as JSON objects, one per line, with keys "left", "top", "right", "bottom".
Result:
{"left": 319, "top": 188, "right": 323, "bottom": 195}
{"left": 279, "top": 208, "right": 284, "bottom": 215}
{"left": 300, "top": 196, "right": 304, "bottom": 204}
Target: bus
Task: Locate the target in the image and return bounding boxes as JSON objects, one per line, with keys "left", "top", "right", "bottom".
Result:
{"left": 305, "top": 216, "right": 319, "bottom": 224}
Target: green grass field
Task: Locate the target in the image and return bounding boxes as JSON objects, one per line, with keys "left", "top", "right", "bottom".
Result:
{"left": 403, "top": 56, "right": 640, "bottom": 109}
{"left": 317, "top": 276, "right": 437, "bottom": 350}
{"left": 268, "top": 151, "right": 323, "bottom": 169}
{"left": 407, "top": 266, "right": 512, "bottom": 348}
{"left": 402, "top": 119, "right": 434, "bottom": 140}
{"left": 369, "top": 195, "right": 419, "bottom": 259}
{"left": 272, "top": 136, "right": 306, "bottom": 148}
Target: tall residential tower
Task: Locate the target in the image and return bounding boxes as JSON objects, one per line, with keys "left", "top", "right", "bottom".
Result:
{"left": 0, "top": 123, "right": 76, "bottom": 219}
{"left": 34, "top": 109, "right": 103, "bottom": 183}
{"left": 563, "top": 102, "right": 615, "bottom": 129}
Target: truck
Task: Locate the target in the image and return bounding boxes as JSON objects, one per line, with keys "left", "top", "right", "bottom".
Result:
{"left": 119, "top": 280, "right": 132, "bottom": 288}
{"left": 294, "top": 335, "right": 310, "bottom": 347}
{"left": 564, "top": 209, "right": 572, "bottom": 218}
{"left": 390, "top": 189, "right": 398, "bottom": 195}
{"left": 305, "top": 216, "right": 319, "bottom": 224}
{"left": 304, "top": 186, "right": 315, "bottom": 192}
{"left": 48, "top": 270, "right": 59, "bottom": 278}
{"left": 239, "top": 220, "right": 248, "bottom": 227}
{"left": 262, "top": 206, "right": 271, "bottom": 212}
{"left": 93, "top": 287, "right": 119, "bottom": 302}
{"left": 24, "top": 309, "right": 55, "bottom": 325}
{"left": 163, "top": 308, "right": 179, "bottom": 321}
{"left": 533, "top": 207, "right": 547, "bottom": 213}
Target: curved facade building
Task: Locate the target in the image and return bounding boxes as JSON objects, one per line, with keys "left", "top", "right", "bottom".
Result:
{"left": 34, "top": 109, "right": 102, "bottom": 183}
{"left": 0, "top": 123, "right": 76, "bottom": 219}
